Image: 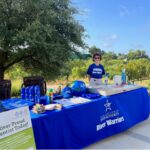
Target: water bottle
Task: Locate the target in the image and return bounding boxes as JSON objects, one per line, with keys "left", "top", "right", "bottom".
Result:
{"left": 46, "top": 94, "right": 50, "bottom": 104}
{"left": 29, "top": 86, "right": 34, "bottom": 102}
{"left": 48, "top": 88, "right": 54, "bottom": 103}
{"left": 21, "top": 87, "right": 25, "bottom": 99}
{"left": 25, "top": 87, "right": 30, "bottom": 100}
{"left": 121, "top": 69, "right": 126, "bottom": 85}
{"left": 34, "top": 86, "right": 40, "bottom": 104}
{"left": 104, "top": 73, "right": 109, "bottom": 85}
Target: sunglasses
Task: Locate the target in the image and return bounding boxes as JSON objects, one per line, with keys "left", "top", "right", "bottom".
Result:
{"left": 94, "top": 57, "right": 100, "bottom": 60}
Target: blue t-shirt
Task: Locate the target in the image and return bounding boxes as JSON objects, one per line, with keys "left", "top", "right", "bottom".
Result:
{"left": 87, "top": 63, "right": 105, "bottom": 79}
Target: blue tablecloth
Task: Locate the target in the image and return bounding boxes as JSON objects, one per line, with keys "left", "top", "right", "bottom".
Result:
{"left": 2, "top": 98, "right": 34, "bottom": 110}
{"left": 31, "top": 87, "right": 150, "bottom": 149}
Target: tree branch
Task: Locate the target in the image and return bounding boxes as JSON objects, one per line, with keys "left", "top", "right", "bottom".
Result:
{"left": 4, "top": 54, "right": 32, "bottom": 70}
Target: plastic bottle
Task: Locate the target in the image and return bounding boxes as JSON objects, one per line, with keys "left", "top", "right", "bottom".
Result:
{"left": 121, "top": 69, "right": 127, "bottom": 85}
{"left": 29, "top": 86, "right": 34, "bottom": 102}
{"left": 104, "top": 73, "right": 109, "bottom": 85}
{"left": 48, "top": 88, "right": 54, "bottom": 103}
{"left": 21, "top": 87, "right": 25, "bottom": 99}
{"left": 34, "top": 86, "right": 41, "bottom": 104}
{"left": 25, "top": 87, "right": 29, "bottom": 100}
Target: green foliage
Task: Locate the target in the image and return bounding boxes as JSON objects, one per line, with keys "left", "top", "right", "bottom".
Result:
{"left": 80, "top": 54, "right": 91, "bottom": 60}
{"left": 126, "top": 59, "right": 150, "bottom": 80}
{"left": 59, "top": 59, "right": 91, "bottom": 79}
{"left": 71, "top": 67, "right": 86, "bottom": 78}
{"left": 11, "top": 79, "right": 22, "bottom": 97}
{"left": 9, "top": 55, "right": 150, "bottom": 96}
{"left": 118, "top": 53, "right": 127, "bottom": 60}
{"left": 0, "top": 0, "right": 85, "bottom": 79}
{"left": 127, "top": 50, "right": 149, "bottom": 60}
{"left": 6, "top": 64, "right": 29, "bottom": 79}
{"left": 69, "top": 59, "right": 90, "bottom": 78}
{"left": 103, "top": 51, "right": 118, "bottom": 60}
{"left": 60, "top": 58, "right": 150, "bottom": 82}
{"left": 88, "top": 46, "right": 105, "bottom": 55}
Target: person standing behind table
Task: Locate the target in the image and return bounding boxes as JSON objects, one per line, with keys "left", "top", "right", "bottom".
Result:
{"left": 87, "top": 53, "right": 105, "bottom": 86}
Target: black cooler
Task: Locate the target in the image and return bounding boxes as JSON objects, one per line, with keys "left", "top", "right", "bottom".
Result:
{"left": 22, "top": 76, "right": 47, "bottom": 96}
{"left": 0, "top": 80, "right": 11, "bottom": 100}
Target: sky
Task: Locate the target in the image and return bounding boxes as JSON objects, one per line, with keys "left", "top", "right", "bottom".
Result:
{"left": 72, "top": 0, "right": 150, "bottom": 55}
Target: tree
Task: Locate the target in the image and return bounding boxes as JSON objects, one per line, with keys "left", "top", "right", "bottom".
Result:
{"left": 103, "top": 51, "right": 117, "bottom": 60}
{"left": 88, "top": 46, "right": 105, "bottom": 55}
{"left": 0, "top": 0, "right": 85, "bottom": 79}
{"left": 127, "top": 50, "right": 149, "bottom": 60}
{"left": 126, "top": 59, "right": 149, "bottom": 80}
{"left": 118, "top": 53, "right": 127, "bottom": 60}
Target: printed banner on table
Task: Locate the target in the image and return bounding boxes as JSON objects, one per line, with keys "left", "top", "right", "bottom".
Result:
{"left": 0, "top": 106, "right": 36, "bottom": 149}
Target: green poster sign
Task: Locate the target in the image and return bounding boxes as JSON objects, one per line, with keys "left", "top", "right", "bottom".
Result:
{"left": 0, "top": 107, "right": 36, "bottom": 149}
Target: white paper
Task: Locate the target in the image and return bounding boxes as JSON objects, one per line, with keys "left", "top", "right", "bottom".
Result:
{"left": 70, "top": 97, "right": 91, "bottom": 104}
{"left": 55, "top": 99, "right": 75, "bottom": 107}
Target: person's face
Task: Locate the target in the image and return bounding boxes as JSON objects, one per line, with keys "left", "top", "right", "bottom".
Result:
{"left": 94, "top": 56, "right": 100, "bottom": 64}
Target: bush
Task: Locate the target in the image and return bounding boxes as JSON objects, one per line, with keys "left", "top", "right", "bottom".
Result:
{"left": 5, "top": 64, "right": 29, "bottom": 80}
{"left": 126, "top": 59, "right": 150, "bottom": 80}
{"left": 6, "top": 57, "right": 150, "bottom": 95}
{"left": 11, "top": 79, "right": 22, "bottom": 97}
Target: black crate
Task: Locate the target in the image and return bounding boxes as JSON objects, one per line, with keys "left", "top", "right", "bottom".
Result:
{"left": 0, "top": 80, "right": 11, "bottom": 100}
{"left": 22, "top": 76, "right": 47, "bottom": 96}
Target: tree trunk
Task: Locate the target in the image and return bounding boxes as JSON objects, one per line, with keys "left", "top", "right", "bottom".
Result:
{"left": 0, "top": 66, "right": 4, "bottom": 80}
{"left": 0, "top": 51, "right": 7, "bottom": 80}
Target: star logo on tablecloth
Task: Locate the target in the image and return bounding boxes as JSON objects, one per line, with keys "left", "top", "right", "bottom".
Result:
{"left": 104, "top": 99, "right": 111, "bottom": 112}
